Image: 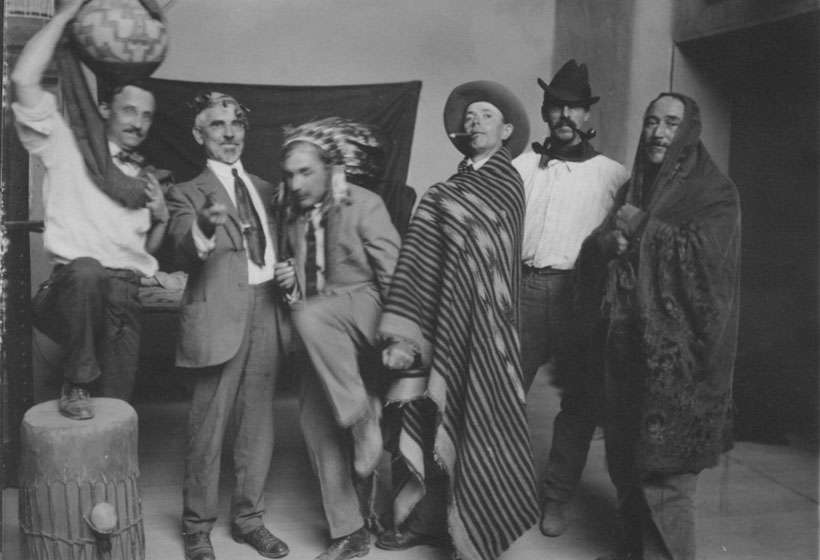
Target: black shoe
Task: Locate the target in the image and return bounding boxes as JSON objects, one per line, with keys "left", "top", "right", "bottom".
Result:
{"left": 315, "top": 526, "right": 370, "bottom": 560}
{"left": 539, "top": 499, "right": 568, "bottom": 537}
{"left": 231, "top": 525, "right": 289, "bottom": 558}
{"left": 375, "top": 528, "right": 448, "bottom": 551}
{"left": 183, "top": 532, "right": 215, "bottom": 560}
{"left": 59, "top": 382, "right": 94, "bottom": 420}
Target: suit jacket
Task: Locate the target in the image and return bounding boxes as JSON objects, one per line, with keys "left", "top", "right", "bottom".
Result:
{"left": 285, "top": 183, "right": 400, "bottom": 303}
{"left": 166, "top": 166, "right": 288, "bottom": 368}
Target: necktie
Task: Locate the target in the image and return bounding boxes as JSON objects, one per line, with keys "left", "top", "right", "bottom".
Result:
{"left": 114, "top": 149, "right": 145, "bottom": 167}
{"left": 304, "top": 216, "right": 318, "bottom": 298}
{"left": 232, "top": 168, "right": 266, "bottom": 267}
{"left": 457, "top": 158, "right": 474, "bottom": 175}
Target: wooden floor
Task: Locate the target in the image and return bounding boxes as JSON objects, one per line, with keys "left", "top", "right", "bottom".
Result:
{"left": 3, "top": 373, "right": 818, "bottom": 560}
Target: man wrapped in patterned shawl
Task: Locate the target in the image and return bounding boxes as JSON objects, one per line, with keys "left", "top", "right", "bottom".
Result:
{"left": 376, "top": 81, "right": 538, "bottom": 560}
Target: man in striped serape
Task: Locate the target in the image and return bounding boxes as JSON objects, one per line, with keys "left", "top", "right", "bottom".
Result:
{"left": 376, "top": 81, "right": 538, "bottom": 560}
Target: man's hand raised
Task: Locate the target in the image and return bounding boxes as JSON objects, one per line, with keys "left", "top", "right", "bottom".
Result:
{"left": 197, "top": 192, "right": 228, "bottom": 238}
{"left": 144, "top": 174, "right": 169, "bottom": 225}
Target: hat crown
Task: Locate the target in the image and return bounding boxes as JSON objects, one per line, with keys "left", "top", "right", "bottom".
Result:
{"left": 538, "top": 59, "right": 598, "bottom": 105}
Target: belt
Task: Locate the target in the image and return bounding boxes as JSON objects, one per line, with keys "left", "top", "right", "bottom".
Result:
{"left": 52, "top": 263, "right": 141, "bottom": 284}
{"left": 522, "top": 265, "right": 573, "bottom": 275}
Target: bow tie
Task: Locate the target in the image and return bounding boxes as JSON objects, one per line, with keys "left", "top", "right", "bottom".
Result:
{"left": 114, "top": 150, "right": 145, "bottom": 167}
{"left": 532, "top": 137, "right": 595, "bottom": 168}
{"left": 457, "top": 159, "right": 475, "bottom": 175}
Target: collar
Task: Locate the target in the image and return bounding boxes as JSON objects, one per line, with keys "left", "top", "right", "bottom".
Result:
{"left": 309, "top": 203, "right": 325, "bottom": 220}
{"left": 532, "top": 137, "right": 599, "bottom": 167}
{"left": 108, "top": 140, "right": 123, "bottom": 157}
{"left": 207, "top": 159, "right": 246, "bottom": 179}
{"left": 304, "top": 192, "right": 333, "bottom": 218}
{"left": 469, "top": 153, "right": 492, "bottom": 170}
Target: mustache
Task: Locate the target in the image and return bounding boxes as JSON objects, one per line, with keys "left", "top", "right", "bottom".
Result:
{"left": 123, "top": 127, "right": 144, "bottom": 137}
{"left": 554, "top": 118, "right": 577, "bottom": 131}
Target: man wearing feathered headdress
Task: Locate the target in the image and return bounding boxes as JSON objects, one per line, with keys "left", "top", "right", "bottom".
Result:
{"left": 273, "top": 117, "right": 400, "bottom": 560}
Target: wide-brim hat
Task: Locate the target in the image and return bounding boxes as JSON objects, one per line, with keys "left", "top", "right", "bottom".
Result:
{"left": 537, "top": 59, "right": 599, "bottom": 106}
{"left": 443, "top": 80, "right": 530, "bottom": 158}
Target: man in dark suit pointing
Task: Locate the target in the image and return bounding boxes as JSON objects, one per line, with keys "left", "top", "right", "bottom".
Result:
{"left": 167, "top": 92, "right": 290, "bottom": 560}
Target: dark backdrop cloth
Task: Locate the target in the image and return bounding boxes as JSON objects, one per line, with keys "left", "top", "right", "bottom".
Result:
{"left": 141, "top": 78, "right": 421, "bottom": 195}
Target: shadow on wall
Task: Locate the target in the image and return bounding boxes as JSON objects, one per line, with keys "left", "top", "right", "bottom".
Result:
{"left": 678, "top": 13, "right": 819, "bottom": 443}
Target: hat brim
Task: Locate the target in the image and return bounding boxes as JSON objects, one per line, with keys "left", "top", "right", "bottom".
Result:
{"left": 537, "top": 77, "right": 599, "bottom": 106}
{"left": 443, "top": 80, "right": 530, "bottom": 158}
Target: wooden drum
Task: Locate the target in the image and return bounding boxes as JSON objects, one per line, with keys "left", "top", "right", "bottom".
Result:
{"left": 19, "top": 398, "right": 145, "bottom": 560}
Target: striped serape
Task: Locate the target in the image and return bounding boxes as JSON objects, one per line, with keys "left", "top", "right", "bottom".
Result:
{"left": 380, "top": 146, "right": 538, "bottom": 560}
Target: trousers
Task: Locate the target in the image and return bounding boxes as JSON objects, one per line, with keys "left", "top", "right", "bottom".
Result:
{"left": 607, "top": 425, "right": 698, "bottom": 560}
{"left": 604, "top": 341, "right": 698, "bottom": 560}
{"left": 292, "top": 286, "right": 382, "bottom": 536}
{"left": 519, "top": 268, "right": 599, "bottom": 503}
{"left": 292, "top": 287, "right": 381, "bottom": 427}
{"left": 32, "top": 257, "right": 141, "bottom": 399}
{"left": 182, "top": 282, "right": 283, "bottom": 534}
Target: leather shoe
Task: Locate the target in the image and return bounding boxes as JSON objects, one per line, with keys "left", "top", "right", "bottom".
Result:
{"left": 351, "top": 397, "right": 383, "bottom": 478}
{"left": 539, "top": 499, "right": 568, "bottom": 537}
{"left": 231, "top": 525, "right": 289, "bottom": 558}
{"left": 375, "top": 528, "right": 448, "bottom": 551}
{"left": 183, "top": 532, "right": 215, "bottom": 560}
{"left": 59, "top": 382, "right": 94, "bottom": 420}
{"left": 315, "top": 526, "right": 370, "bottom": 560}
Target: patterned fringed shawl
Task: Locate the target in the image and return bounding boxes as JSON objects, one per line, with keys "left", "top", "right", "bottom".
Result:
{"left": 380, "top": 147, "right": 538, "bottom": 560}
{"left": 586, "top": 93, "right": 741, "bottom": 473}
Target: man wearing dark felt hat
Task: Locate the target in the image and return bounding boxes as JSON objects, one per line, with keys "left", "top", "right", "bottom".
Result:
{"left": 376, "top": 81, "right": 539, "bottom": 560}
{"left": 513, "top": 59, "right": 629, "bottom": 537}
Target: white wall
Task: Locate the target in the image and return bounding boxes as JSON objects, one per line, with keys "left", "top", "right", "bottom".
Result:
{"left": 628, "top": 0, "right": 731, "bottom": 171}
{"left": 154, "top": 0, "right": 556, "bottom": 191}
{"left": 670, "top": 48, "right": 732, "bottom": 171}
{"left": 624, "top": 0, "right": 675, "bottom": 165}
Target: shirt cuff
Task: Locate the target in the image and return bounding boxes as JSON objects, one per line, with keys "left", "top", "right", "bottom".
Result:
{"left": 191, "top": 220, "right": 217, "bottom": 260}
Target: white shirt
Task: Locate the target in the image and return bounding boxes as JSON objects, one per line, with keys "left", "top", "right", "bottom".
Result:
{"left": 192, "top": 160, "right": 276, "bottom": 285}
{"left": 514, "top": 151, "right": 629, "bottom": 270}
{"left": 12, "top": 93, "right": 157, "bottom": 276}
